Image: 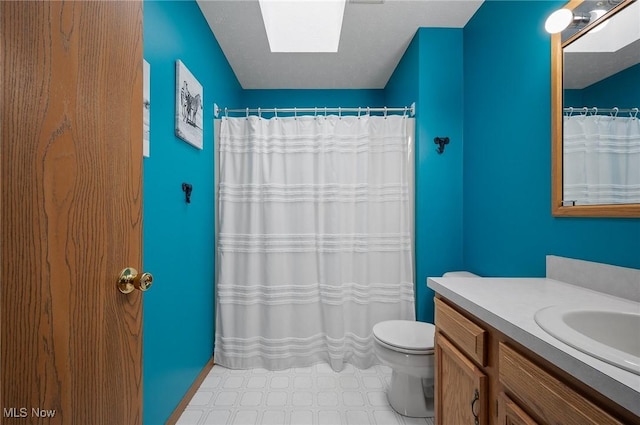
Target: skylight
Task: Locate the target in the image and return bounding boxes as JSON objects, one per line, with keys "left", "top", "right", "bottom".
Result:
{"left": 258, "top": 0, "right": 346, "bottom": 53}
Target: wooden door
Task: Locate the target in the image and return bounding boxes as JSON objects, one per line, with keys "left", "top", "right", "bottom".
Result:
{"left": 1, "top": 1, "right": 144, "bottom": 424}
{"left": 435, "top": 332, "right": 488, "bottom": 425}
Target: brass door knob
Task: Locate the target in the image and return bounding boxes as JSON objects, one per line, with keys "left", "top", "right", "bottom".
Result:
{"left": 117, "top": 267, "right": 153, "bottom": 294}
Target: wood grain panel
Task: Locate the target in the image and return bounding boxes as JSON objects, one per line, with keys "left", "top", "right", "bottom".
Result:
{"left": 499, "top": 343, "right": 623, "bottom": 425}
{"left": 1, "top": 1, "right": 143, "bottom": 424}
{"left": 550, "top": 28, "right": 564, "bottom": 217}
{"left": 435, "top": 332, "right": 488, "bottom": 425}
{"left": 497, "top": 392, "right": 539, "bottom": 425}
{"left": 435, "top": 298, "right": 487, "bottom": 366}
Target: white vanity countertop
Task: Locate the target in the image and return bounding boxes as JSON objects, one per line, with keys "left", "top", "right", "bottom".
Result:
{"left": 427, "top": 277, "right": 640, "bottom": 417}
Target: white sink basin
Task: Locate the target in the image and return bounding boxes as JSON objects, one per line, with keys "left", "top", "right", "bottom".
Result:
{"left": 535, "top": 305, "right": 640, "bottom": 375}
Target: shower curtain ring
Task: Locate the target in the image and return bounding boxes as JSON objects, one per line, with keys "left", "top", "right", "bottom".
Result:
{"left": 384, "top": 106, "right": 388, "bottom": 119}
{"left": 403, "top": 106, "right": 408, "bottom": 118}
{"left": 294, "top": 107, "right": 297, "bottom": 120}
{"left": 324, "top": 107, "right": 327, "bottom": 119}
{"left": 633, "top": 108, "right": 639, "bottom": 119}
{"left": 224, "top": 107, "right": 228, "bottom": 120}
{"left": 338, "top": 107, "right": 342, "bottom": 119}
{"left": 246, "top": 108, "right": 249, "bottom": 119}
{"left": 274, "top": 108, "right": 278, "bottom": 120}
{"left": 358, "top": 107, "right": 361, "bottom": 119}
{"left": 258, "top": 107, "right": 262, "bottom": 118}
{"left": 612, "top": 107, "right": 619, "bottom": 119}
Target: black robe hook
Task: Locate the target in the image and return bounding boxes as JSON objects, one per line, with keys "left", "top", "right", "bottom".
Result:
{"left": 434, "top": 137, "right": 449, "bottom": 154}
{"left": 182, "top": 183, "right": 193, "bottom": 203}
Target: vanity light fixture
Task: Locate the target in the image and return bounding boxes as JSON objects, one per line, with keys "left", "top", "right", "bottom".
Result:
{"left": 545, "top": 8, "right": 590, "bottom": 34}
{"left": 545, "top": 7, "right": 612, "bottom": 34}
{"left": 258, "top": 0, "right": 346, "bottom": 52}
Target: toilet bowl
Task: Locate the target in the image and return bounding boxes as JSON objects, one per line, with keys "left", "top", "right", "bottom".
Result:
{"left": 373, "top": 320, "right": 435, "bottom": 417}
{"left": 373, "top": 271, "right": 479, "bottom": 418}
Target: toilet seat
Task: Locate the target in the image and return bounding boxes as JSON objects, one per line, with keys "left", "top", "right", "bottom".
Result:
{"left": 373, "top": 320, "right": 435, "bottom": 355}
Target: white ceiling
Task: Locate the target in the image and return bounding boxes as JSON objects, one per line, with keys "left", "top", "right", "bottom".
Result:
{"left": 196, "top": 0, "right": 483, "bottom": 89}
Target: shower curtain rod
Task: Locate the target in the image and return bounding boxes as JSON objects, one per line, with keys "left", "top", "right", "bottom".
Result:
{"left": 213, "top": 102, "right": 416, "bottom": 118}
{"left": 564, "top": 106, "right": 639, "bottom": 116}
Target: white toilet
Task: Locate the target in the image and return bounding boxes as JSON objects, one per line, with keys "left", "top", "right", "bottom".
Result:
{"left": 372, "top": 271, "right": 479, "bottom": 418}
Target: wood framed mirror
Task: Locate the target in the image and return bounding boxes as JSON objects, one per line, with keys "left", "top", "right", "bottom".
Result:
{"left": 551, "top": 0, "right": 640, "bottom": 217}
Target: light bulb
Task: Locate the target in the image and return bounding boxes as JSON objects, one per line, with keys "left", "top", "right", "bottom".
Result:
{"left": 545, "top": 8, "right": 573, "bottom": 34}
{"left": 588, "top": 9, "right": 609, "bottom": 33}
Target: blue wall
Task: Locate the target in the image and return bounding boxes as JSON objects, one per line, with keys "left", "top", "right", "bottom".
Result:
{"left": 414, "top": 29, "right": 464, "bottom": 322}
{"left": 241, "top": 89, "right": 385, "bottom": 116}
{"left": 463, "top": 1, "right": 640, "bottom": 276}
{"left": 143, "top": 1, "right": 241, "bottom": 424}
{"left": 386, "top": 28, "right": 464, "bottom": 323}
{"left": 384, "top": 34, "right": 419, "bottom": 109}
{"left": 242, "top": 89, "right": 385, "bottom": 107}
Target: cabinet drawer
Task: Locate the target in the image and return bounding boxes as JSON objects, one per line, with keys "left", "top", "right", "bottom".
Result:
{"left": 498, "top": 392, "right": 539, "bottom": 425}
{"left": 499, "top": 342, "right": 624, "bottom": 425}
{"left": 434, "top": 298, "right": 487, "bottom": 366}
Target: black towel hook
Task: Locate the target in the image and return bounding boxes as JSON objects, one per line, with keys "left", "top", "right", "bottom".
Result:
{"left": 182, "top": 183, "right": 193, "bottom": 203}
{"left": 434, "top": 137, "right": 449, "bottom": 154}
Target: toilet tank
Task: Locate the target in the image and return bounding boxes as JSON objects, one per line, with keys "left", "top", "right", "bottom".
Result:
{"left": 442, "top": 271, "right": 479, "bottom": 278}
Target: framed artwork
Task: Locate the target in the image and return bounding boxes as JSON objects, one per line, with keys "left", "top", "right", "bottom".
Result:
{"left": 143, "top": 59, "right": 150, "bottom": 157}
{"left": 175, "top": 60, "right": 203, "bottom": 149}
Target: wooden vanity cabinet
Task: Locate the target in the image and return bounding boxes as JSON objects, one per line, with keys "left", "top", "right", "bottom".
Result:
{"left": 434, "top": 298, "right": 489, "bottom": 425}
{"left": 434, "top": 296, "right": 640, "bottom": 425}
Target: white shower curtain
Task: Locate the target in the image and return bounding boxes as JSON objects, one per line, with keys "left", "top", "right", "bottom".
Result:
{"left": 564, "top": 115, "right": 640, "bottom": 205}
{"left": 215, "top": 114, "right": 415, "bottom": 371}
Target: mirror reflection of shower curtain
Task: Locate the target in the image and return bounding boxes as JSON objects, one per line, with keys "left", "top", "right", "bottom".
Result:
{"left": 214, "top": 114, "right": 415, "bottom": 371}
{"left": 564, "top": 115, "right": 640, "bottom": 205}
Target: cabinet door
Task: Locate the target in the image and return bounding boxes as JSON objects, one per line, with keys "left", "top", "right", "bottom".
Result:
{"left": 498, "top": 392, "right": 539, "bottom": 425}
{"left": 435, "top": 332, "right": 488, "bottom": 425}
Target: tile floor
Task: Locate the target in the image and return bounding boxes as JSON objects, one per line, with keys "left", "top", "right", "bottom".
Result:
{"left": 177, "top": 362, "right": 434, "bottom": 425}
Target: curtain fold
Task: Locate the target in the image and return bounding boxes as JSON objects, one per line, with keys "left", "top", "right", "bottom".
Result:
{"left": 564, "top": 115, "right": 640, "bottom": 205}
{"left": 215, "top": 114, "right": 415, "bottom": 371}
